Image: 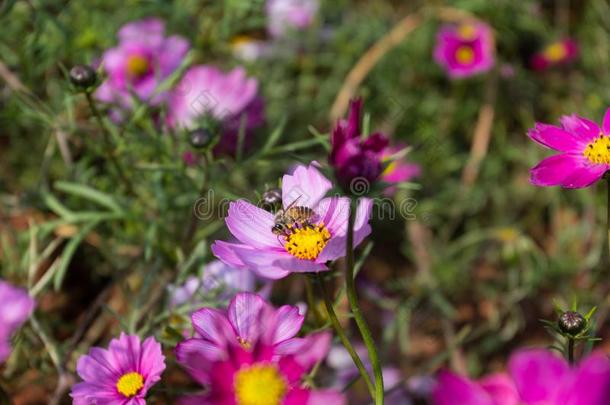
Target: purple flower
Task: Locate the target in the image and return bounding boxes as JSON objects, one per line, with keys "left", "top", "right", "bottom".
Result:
{"left": 168, "top": 260, "right": 261, "bottom": 308}
{"left": 0, "top": 280, "right": 34, "bottom": 363}
{"left": 211, "top": 163, "right": 372, "bottom": 279}
{"left": 71, "top": 333, "right": 166, "bottom": 404}
{"left": 531, "top": 38, "right": 578, "bottom": 71}
{"left": 95, "top": 18, "right": 189, "bottom": 109}
{"left": 266, "top": 0, "right": 319, "bottom": 38}
{"left": 167, "top": 65, "right": 265, "bottom": 156}
{"left": 329, "top": 99, "right": 390, "bottom": 191}
{"left": 433, "top": 22, "right": 495, "bottom": 79}
{"left": 432, "top": 349, "right": 610, "bottom": 405}
{"left": 175, "top": 293, "right": 343, "bottom": 404}
{"left": 528, "top": 108, "right": 610, "bottom": 188}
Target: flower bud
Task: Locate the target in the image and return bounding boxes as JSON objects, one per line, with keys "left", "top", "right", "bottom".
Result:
{"left": 189, "top": 128, "right": 214, "bottom": 149}
{"left": 69, "top": 64, "right": 97, "bottom": 89}
{"left": 558, "top": 311, "right": 586, "bottom": 335}
{"left": 261, "top": 188, "right": 282, "bottom": 211}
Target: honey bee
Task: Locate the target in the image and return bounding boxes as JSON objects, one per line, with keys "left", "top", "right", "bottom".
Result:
{"left": 271, "top": 196, "right": 315, "bottom": 237}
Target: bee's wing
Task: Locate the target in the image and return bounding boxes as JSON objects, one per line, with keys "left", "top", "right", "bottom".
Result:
{"left": 283, "top": 195, "right": 302, "bottom": 211}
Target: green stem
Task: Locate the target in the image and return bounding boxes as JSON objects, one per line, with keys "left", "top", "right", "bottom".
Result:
{"left": 315, "top": 273, "right": 376, "bottom": 398}
{"left": 84, "top": 91, "right": 132, "bottom": 193}
{"left": 345, "top": 198, "right": 384, "bottom": 405}
{"left": 567, "top": 337, "right": 574, "bottom": 365}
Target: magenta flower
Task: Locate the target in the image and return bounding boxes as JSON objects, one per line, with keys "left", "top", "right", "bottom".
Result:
{"left": 71, "top": 333, "right": 166, "bottom": 405}
{"left": 381, "top": 144, "right": 421, "bottom": 195}
{"left": 0, "top": 280, "right": 34, "bottom": 363}
{"left": 168, "top": 260, "right": 260, "bottom": 308}
{"left": 95, "top": 18, "right": 189, "bottom": 108}
{"left": 432, "top": 349, "right": 610, "bottom": 405}
{"left": 433, "top": 22, "right": 495, "bottom": 79}
{"left": 266, "top": 0, "right": 319, "bottom": 38}
{"left": 528, "top": 108, "right": 610, "bottom": 188}
{"left": 329, "top": 98, "right": 390, "bottom": 191}
{"left": 531, "top": 39, "right": 578, "bottom": 71}
{"left": 211, "top": 163, "right": 372, "bottom": 279}
{"left": 176, "top": 292, "right": 344, "bottom": 404}
{"left": 167, "top": 65, "right": 265, "bottom": 155}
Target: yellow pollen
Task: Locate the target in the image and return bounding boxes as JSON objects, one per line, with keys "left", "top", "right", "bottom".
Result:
{"left": 458, "top": 24, "right": 477, "bottom": 40}
{"left": 584, "top": 134, "right": 610, "bottom": 164}
{"left": 382, "top": 160, "right": 397, "bottom": 177}
{"left": 455, "top": 45, "right": 475, "bottom": 65}
{"left": 284, "top": 223, "right": 331, "bottom": 260}
{"left": 116, "top": 372, "right": 144, "bottom": 397}
{"left": 234, "top": 364, "right": 287, "bottom": 405}
{"left": 126, "top": 55, "right": 149, "bottom": 78}
{"left": 237, "top": 336, "right": 252, "bottom": 350}
{"left": 543, "top": 42, "right": 567, "bottom": 62}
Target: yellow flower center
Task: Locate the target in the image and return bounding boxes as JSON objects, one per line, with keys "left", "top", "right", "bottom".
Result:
{"left": 234, "top": 364, "right": 288, "bottom": 405}
{"left": 284, "top": 223, "right": 331, "bottom": 260}
{"left": 126, "top": 55, "right": 150, "bottom": 78}
{"left": 543, "top": 42, "right": 567, "bottom": 62}
{"left": 455, "top": 45, "right": 475, "bottom": 65}
{"left": 458, "top": 24, "right": 477, "bottom": 40}
{"left": 584, "top": 134, "right": 610, "bottom": 164}
{"left": 116, "top": 372, "right": 144, "bottom": 397}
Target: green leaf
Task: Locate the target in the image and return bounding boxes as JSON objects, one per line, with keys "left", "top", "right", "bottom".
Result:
{"left": 54, "top": 181, "right": 123, "bottom": 213}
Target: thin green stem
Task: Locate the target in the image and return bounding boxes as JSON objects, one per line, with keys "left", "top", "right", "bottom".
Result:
{"left": 315, "top": 273, "right": 376, "bottom": 398}
{"left": 84, "top": 91, "right": 132, "bottom": 193}
{"left": 345, "top": 198, "right": 384, "bottom": 405}
{"left": 567, "top": 337, "right": 574, "bottom": 365}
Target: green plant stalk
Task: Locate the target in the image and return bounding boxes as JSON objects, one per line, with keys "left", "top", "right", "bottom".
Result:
{"left": 345, "top": 198, "right": 384, "bottom": 405}
{"left": 567, "top": 337, "right": 575, "bottom": 365}
{"left": 315, "top": 273, "right": 376, "bottom": 398}
{"left": 84, "top": 91, "right": 132, "bottom": 193}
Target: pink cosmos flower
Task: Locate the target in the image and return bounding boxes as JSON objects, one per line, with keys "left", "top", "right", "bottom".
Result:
{"left": 531, "top": 39, "right": 578, "bottom": 71}
{"left": 528, "top": 108, "right": 610, "bottom": 188}
{"left": 71, "top": 333, "right": 166, "bottom": 405}
{"left": 176, "top": 292, "right": 344, "bottom": 404}
{"left": 433, "top": 22, "right": 495, "bottom": 79}
{"left": 432, "top": 348, "right": 610, "bottom": 405}
{"left": 381, "top": 144, "right": 421, "bottom": 195}
{"left": 167, "top": 65, "right": 265, "bottom": 155}
{"left": 168, "top": 260, "right": 262, "bottom": 308}
{"left": 266, "top": 0, "right": 319, "bottom": 38}
{"left": 211, "top": 163, "right": 372, "bottom": 279}
{"left": 0, "top": 280, "right": 35, "bottom": 363}
{"left": 329, "top": 98, "right": 390, "bottom": 191}
{"left": 95, "top": 18, "right": 189, "bottom": 108}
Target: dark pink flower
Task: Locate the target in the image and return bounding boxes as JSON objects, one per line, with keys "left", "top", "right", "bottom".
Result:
{"left": 432, "top": 349, "right": 610, "bottom": 405}
{"left": 175, "top": 292, "right": 344, "bottom": 404}
{"left": 433, "top": 22, "right": 495, "bottom": 79}
{"left": 528, "top": 108, "right": 610, "bottom": 188}
{"left": 71, "top": 333, "right": 166, "bottom": 404}
{"left": 167, "top": 65, "right": 265, "bottom": 156}
{"left": 329, "top": 99, "right": 390, "bottom": 191}
{"left": 95, "top": 18, "right": 189, "bottom": 108}
{"left": 530, "top": 39, "right": 578, "bottom": 71}
{"left": 381, "top": 144, "right": 421, "bottom": 195}
{"left": 0, "top": 280, "right": 34, "bottom": 363}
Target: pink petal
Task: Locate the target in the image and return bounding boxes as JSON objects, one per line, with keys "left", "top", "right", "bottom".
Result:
{"left": 603, "top": 108, "right": 610, "bottom": 135}
{"left": 508, "top": 349, "right": 570, "bottom": 403}
{"left": 211, "top": 240, "right": 248, "bottom": 268}
{"left": 282, "top": 164, "right": 332, "bottom": 209}
{"left": 432, "top": 370, "right": 495, "bottom": 405}
{"left": 530, "top": 154, "right": 581, "bottom": 187}
{"left": 139, "top": 337, "right": 166, "bottom": 390}
{"left": 560, "top": 114, "right": 601, "bottom": 143}
{"left": 528, "top": 123, "right": 585, "bottom": 152}
{"left": 225, "top": 200, "right": 279, "bottom": 249}
{"left": 560, "top": 163, "right": 608, "bottom": 188}
{"left": 478, "top": 373, "right": 519, "bottom": 405}
{"left": 191, "top": 308, "right": 233, "bottom": 346}
{"left": 273, "top": 305, "right": 305, "bottom": 343}
{"left": 228, "top": 293, "right": 267, "bottom": 343}
{"left": 228, "top": 244, "right": 295, "bottom": 279}
{"left": 305, "top": 389, "right": 346, "bottom": 405}
{"left": 555, "top": 352, "right": 610, "bottom": 405}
